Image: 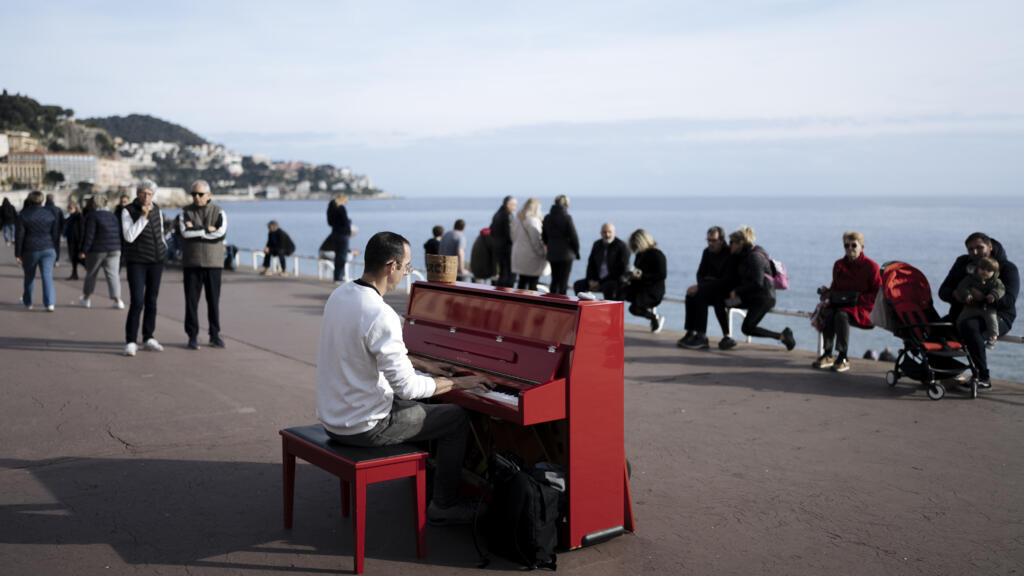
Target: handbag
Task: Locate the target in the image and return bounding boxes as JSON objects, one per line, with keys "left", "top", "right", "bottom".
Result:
{"left": 830, "top": 291, "right": 859, "bottom": 306}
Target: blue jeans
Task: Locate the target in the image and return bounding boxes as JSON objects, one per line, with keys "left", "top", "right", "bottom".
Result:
{"left": 2, "top": 223, "right": 14, "bottom": 244}
{"left": 21, "top": 248, "right": 57, "bottom": 308}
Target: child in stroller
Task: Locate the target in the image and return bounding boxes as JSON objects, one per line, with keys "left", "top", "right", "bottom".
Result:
{"left": 877, "top": 261, "right": 978, "bottom": 400}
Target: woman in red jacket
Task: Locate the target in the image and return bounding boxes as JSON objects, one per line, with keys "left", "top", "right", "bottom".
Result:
{"left": 814, "top": 231, "right": 881, "bottom": 373}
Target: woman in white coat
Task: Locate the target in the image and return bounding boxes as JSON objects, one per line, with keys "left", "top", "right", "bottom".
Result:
{"left": 510, "top": 197, "right": 549, "bottom": 291}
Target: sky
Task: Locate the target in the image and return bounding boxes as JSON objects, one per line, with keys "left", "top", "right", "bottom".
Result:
{"left": 3, "top": 0, "right": 1023, "bottom": 196}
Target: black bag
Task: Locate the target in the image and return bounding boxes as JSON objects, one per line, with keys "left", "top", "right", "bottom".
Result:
{"left": 830, "top": 290, "right": 858, "bottom": 306}
{"left": 223, "top": 244, "right": 238, "bottom": 271}
{"left": 476, "top": 453, "right": 564, "bottom": 570}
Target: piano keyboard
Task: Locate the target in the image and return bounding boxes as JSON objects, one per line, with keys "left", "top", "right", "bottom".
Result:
{"left": 466, "top": 388, "right": 520, "bottom": 408}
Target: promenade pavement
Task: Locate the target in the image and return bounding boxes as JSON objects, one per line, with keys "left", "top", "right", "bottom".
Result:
{"left": 1, "top": 249, "right": 1022, "bottom": 575}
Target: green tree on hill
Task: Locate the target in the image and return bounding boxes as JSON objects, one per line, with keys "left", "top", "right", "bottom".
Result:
{"left": 84, "top": 114, "right": 207, "bottom": 145}
{"left": 0, "top": 90, "right": 73, "bottom": 136}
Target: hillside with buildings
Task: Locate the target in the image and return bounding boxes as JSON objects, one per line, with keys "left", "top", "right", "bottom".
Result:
{"left": 0, "top": 91, "right": 383, "bottom": 203}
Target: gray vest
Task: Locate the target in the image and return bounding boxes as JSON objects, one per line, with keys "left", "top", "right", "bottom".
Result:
{"left": 181, "top": 203, "right": 226, "bottom": 268}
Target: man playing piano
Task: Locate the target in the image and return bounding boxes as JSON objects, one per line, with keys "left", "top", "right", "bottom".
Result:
{"left": 316, "top": 231, "right": 491, "bottom": 525}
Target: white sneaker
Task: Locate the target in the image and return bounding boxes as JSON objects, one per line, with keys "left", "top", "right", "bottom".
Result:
{"left": 576, "top": 291, "right": 596, "bottom": 300}
{"left": 113, "top": 299, "right": 125, "bottom": 309}
{"left": 124, "top": 342, "right": 138, "bottom": 357}
{"left": 652, "top": 315, "right": 666, "bottom": 334}
{"left": 46, "top": 305, "right": 55, "bottom": 312}
{"left": 144, "top": 338, "right": 164, "bottom": 352}
{"left": 79, "top": 296, "right": 91, "bottom": 308}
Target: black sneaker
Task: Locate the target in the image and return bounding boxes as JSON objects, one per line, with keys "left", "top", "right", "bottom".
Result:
{"left": 682, "top": 335, "right": 709, "bottom": 350}
{"left": 781, "top": 327, "right": 796, "bottom": 351}
{"left": 976, "top": 378, "right": 992, "bottom": 389}
{"left": 676, "top": 331, "right": 696, "bottom": 348}
{"left": 187, "top": 337, "right": 200, "bottom": 350}
{"left": 426, "top": 501, "right": 477, "bottom": 526}
{"left": 210, "top": 336, "right": 225, "bottom": 348}
{"left": 718, "top": 336, "right": 737, "bottom": 350}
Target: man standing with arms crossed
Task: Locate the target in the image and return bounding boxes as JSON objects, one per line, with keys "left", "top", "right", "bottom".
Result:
{"left": 180, "top": 180, "right": 227, "bottom": 350}
{"left": 317, "top": 231, "right": 490, "bottom": 524}
{"left": 121, "top": 179, "right": 167, "bottom": 357}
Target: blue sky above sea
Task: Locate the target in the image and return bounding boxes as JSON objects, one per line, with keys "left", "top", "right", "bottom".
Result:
{"left": 4, "top": 0, "right": 1023, "bottom": 197}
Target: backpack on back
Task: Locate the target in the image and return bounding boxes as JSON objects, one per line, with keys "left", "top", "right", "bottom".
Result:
{"left": 476, "top": 453, "right": 564, "bottom": 570}
{"left": 756, "top": 249, "right": 789, "bottom": 290}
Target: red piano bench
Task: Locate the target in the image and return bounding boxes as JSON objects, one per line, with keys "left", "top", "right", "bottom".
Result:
{"left": 280, "top": 425, "right": 428, "bottom": 574}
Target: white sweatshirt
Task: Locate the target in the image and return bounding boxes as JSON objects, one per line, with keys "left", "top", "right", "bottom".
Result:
{"left": 316, "top": 281, "right": 437, "bottom": 435}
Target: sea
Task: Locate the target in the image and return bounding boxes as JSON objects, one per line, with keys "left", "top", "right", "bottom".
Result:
{"left": 175, "top": 195, "right": 1024, "bottom": 381}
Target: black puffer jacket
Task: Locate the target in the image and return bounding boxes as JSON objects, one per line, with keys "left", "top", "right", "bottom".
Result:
{"left": 15, "top": 205, "right": 60, "bottom": 258}
{"left": 734, "top": 244, "right": 775, "bottom": 304}
{"left": 938, "top": 238, "right": 1019, "bottom": 327}
{"left": 541, "top": 204, "right": 580, "bottom": 263}
{"left": 122, "top": 200, "right": 167, "bottom": 264}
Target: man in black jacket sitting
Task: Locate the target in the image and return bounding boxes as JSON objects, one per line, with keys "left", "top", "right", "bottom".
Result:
{"left": 938, "top": 232, "right": 1019, "bottom": 389}
{"left": 572, "top": 222, "right": 630, "bottom": 300}
{"left": 679, "top": 226, "right": 737, "bottom": 350}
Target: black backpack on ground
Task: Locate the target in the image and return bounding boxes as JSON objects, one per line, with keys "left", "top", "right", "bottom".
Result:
{"left": 475, "top": 453, "right": 565, "bottom": 570}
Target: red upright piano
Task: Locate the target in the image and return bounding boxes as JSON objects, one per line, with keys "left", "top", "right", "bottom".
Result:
{"left": 403, "top": 281, "right": 635, "bottom": 548}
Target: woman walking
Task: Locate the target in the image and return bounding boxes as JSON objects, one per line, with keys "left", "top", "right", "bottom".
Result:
{"left": 510, "top": 197, "right": 548, "bottom": 291}
{"left": 15, "top": 191, "right": 60, "bottom": 311}
{"left": 78, "top": 195, "right": 125, "bottom": 309}
{"left": 64, "top": 202, "right": 86, "bottom": 280}
{"left": 541, "top": 195, "right": 580, "bottom": 295}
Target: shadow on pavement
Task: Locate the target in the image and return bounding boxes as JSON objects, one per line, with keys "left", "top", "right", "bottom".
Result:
{"left": 0, "top": 456, "right": 483, "bottom": 572}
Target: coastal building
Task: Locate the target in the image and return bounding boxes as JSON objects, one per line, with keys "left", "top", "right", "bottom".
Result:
{"left": 0, "top": 133, "right": 8, "bottom": 159}
{"left": 0, "top": 161, "right": 9, "bottom": 187}
{"left": 7, "top": 151, "right": 46, "bottom": 188}
{"left": 44, "top": 152, "right": 97, "bottom": 187}
{"left": 5, "top": 131, "right": 40, "bottom": 154}
{"left": 96, "top": 158, "right": 133, "bottom": 190}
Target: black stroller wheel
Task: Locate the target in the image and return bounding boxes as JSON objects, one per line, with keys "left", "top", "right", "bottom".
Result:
{"left": 927, "top": 383, "right": 945, "bottom": 401}
{"left": 972, "top": 380, "right": 978, "bottom": 399}
{"left": 885, "top": 371, "right": 898, "bottom": 387}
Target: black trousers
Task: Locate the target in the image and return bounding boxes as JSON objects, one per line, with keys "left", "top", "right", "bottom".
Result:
{"left": 184, "top": 267, "right": 222, "bottom": 339}
{"left": 958, "top": 315, "right": 1011, "bottom": 381}
{"left": 684, "top": 281, "right": 730, "bottom": 335}
{"left": 572, "top": 277, "right": 626, "bottom": 300}
{"left": 495, "top": 245, "right": 514, "bottom": 287}
{"left": 125, "top": 262, "right": 164, "bottom": 344}
{"left": 262, "top": 251, "right": 286, "bottom": 271}
{"left": 333, "top": 236, "right": 349, "bottom": 281}
{"left": 516, "top": 275, "right": 539, "bottom": 291}
{"left": 548, "top": 260, "right": 573, "bottom": 295}
{"left": 739, "top": 296, "right": 780, "bottom": 340}
{"left": 822, "top": 308, "right": 851, "bottom": 358}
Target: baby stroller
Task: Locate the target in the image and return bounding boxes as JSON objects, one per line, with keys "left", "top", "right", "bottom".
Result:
{"left": 879, "top": 262, "right": 977, "bottom": 400}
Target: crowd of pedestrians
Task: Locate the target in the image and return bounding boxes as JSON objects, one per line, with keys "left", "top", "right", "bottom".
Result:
{"left": 4, "top": 186, "right": 1018, "bottom": 388}
{"left": 421, "top": 196, "right": 1017, "bottom": 388}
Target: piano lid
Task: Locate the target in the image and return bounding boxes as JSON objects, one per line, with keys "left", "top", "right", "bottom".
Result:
{"left": 406, "top": 281, "right": 583, "bottom": 347}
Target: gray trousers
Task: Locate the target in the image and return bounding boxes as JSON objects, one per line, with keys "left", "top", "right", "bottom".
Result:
{"left": 327, "top": 399, "right": 468, "bottom": 507}
{"left": 83, "top": 250, "right": 122, "bottom": 300}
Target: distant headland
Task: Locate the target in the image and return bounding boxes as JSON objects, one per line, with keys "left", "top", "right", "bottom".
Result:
{"left": 0, "top": 90, "right": 386, "bottom": 206}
